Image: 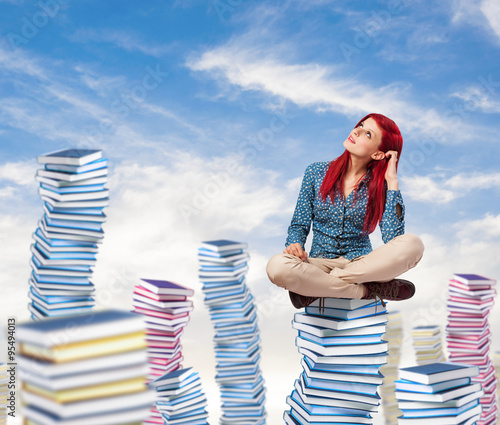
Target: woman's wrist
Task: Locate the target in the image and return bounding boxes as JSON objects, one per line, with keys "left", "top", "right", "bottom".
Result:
{"left": 386, "top": 179, "right": 399, "bottom": 191}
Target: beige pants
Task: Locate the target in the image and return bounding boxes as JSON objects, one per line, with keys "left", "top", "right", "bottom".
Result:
{"left": 266, "top": 233, "right": 424, "bottom": 299}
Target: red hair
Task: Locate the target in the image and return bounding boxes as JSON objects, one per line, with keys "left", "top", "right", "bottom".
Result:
{"left": 319, "top": 113, "right": 403, "bottom": 234}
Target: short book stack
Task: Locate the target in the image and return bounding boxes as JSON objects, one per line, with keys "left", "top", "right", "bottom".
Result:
{"left": 446, "top": 273, "right": 497, "bottom": 425}
{"left": 0, "top": 363, "right": 6, "bottom": 425}
{"left": 29, "top": 148, "right": 109, "bottom": 319}
{"left": 284, "top": 297, "right": 389, "bottom": 425}
{"left": 197, "top": 239, "right": 266, "bottom": 425}
{"left": 395, "top": 361, "right": 483, "bottom": 424}
{"left": 150, "top": 367, "right": 209, "bottom": 425}
{"left": 412, "top": 325, "right": 446, "bottom": 365}
{"left": 17, "top": 310, "right": 155, "bottom": 425}
{"left": 132, "top": 278, "right": 195, "bottom": 424}
{"left": 379, "top": 310, "right": 403, "bottom": 425}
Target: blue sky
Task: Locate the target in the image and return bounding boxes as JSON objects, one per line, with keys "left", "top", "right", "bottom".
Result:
{"left": 1, "top": 0, "right": 500, "bottom": 423}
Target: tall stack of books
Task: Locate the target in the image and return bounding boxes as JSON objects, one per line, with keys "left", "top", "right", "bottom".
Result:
{"left": 380, "top": 310, "right": 403, "bottom": 425}
{"left": 494, "top": 351, "right": 500, "bottom": 413}
{"left": 17, "top": 309, "right": 155, "bottom": 425}
{"left": 132, "top": 278, "right": 195, "bottom": 424}
{"left": 197, "top": 239, "right": 266, "bottom": 425}
{"left": 29, "top": 148, "right": 109, "bottom": 319}
{"left": 0, "top": 363, "right": 6, "bottom": 425}
{"left": 446, "top": 273, "right": 497, "bottom": 425}
{"left": 284, "top": 297, "right": 388, "bottom": 425}
{"left": 150, "top": 367, "right": 209, "bottom": 425}
{"left": 395, "top": 362, "right": 483, "bottom": 424}
{"left": 412, "top": 325, "right": 446, "bottom": 365}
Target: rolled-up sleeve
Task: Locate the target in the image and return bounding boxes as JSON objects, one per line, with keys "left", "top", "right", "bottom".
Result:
{"left": 380, "top": 189, "right": 405, "bottom": 243}
{"left": 285, "top": 164, "right": 315, "bottom": 249}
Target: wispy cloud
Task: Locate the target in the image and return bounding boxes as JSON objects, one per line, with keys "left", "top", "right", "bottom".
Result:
{"left": 480, "top": 0, "right": 500, "bottom": 41}
{"left": 70, "top": 28, "right": 173, "bottom": 57}
{"left": 452, "top": 85, "right": 500, "bottom": 114}
{"left": 186, "top": 35, "right": 479, "bottom": 144}
{"left": 403, "top": 171, "right": 500, "bottom": 203}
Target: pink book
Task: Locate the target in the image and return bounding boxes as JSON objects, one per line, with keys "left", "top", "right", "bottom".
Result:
{"left": 149, "top": 351, "right": 183, "bottom": 366}
{"left": 146, "top": 339, "right": 181, "bottom": 349}
{"left": 134, "top": 306, "right": 189, "bottom": 320}
{"left": 449, "top": 279, "right": 493, "bottom": 290}
{"left": 449, "top": 295, "right": 494, "bottom": 305}
{"left": 147, "top": 328, "right": 183, "bottom": 337}
{"left": 134, "top": 285, "right": 187, "bottom": 301}
{"left": 139, "top": 278, "right": 194, "bottom": 296}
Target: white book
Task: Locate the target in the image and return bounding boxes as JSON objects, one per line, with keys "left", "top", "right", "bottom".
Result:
{"left": 37, "top": 167, "right": 108, "bottom": 182}
{"left": 36, "top": 174, "right": 108, "bottom": 188}
{"left": 37, "top": 148, "right": 102, "bottom": 166}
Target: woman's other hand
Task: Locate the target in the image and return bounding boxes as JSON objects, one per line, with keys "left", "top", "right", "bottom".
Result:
{"left": 384, "top": 150, "right": 399, "bottom": 190}
{"left": 284, "top": 243, "right": 308, "bottom": 261}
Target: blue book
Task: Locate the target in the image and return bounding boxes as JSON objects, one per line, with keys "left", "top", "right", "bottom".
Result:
{"left": 395, "top": 377, "right": 471, "bottom": 394}
{"left": 305, "top": 304, "right": 387, "bottom": 320}
{"left": 40, "top": 182, "right": 106, "bottom": 194}
{"left": 45, "top": 158, "right": 108, "bottom": 174}
{"left": 37, "top": 148, "right": 102, "bottom": 166}
{"left": 398, "top": 403, "right": 482, "bottom": 425}
{"left": 200, "top": 239, "right": 248, "bottom": 252}
{"left": 400, "top": 399, "right": 479, "bottom": 417}
{"left": 399, "top": 362, "right": 480, "bottom": 385}
{"left": 303, "top": 372, "right": 379, "bottom": 396}
{"left": 297, "top": 330, "right": 384, "bottom": 346}
{"left": 17, "top": 309, "right": 144, "bottom": 346}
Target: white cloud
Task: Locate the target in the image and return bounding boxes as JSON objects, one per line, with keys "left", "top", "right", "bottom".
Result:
{"left": 0, "top": 160, "right": 37, "bottom": 185}
{"left": 186, "top": 36, "right": 477, "bottom": 143}
{"left": 403, "top": 171, "right": 500, "bottom": 203}
{"left": 70, "top": 28, "right": 172, "bottom": 57}
{"left": 451, "top": 85, "right": 500, "bottom": 114}
{"left": 401, "top": 175, "right": 458, "bottom": 203}
{"left": 480, "top": 0, "right": 500, "bottom": 40}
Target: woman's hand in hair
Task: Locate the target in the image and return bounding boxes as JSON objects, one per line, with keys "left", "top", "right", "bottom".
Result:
{"left": 384, "top": 150, "right": 399, "bottom": 190}
{"left": 284, "top": 243, "right": 308, "bottom": 261}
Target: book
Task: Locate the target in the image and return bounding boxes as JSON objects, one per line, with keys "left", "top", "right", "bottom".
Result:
{"left": 45, "top": 159, "right": 108, "bottom": 174}
{"left": 139, "top": 279, "right": 194, "bottom": 296}
{"left": 452, "top": 274, "right": 496, "bottom": 286}
{"left": 398, "top": 403, "right": 481, "bottom": 424}
{"left": 200, "top": 239, "right": 248, "bottom": 252}
{"left": 395, "top": 382, "right": 482, "bottom": 402}
{"left": 399, "top": 362, "right": 479, "bottom": 384}
{"left": 17, "top": 309, "right": 145, "bottom": 346}
{"left": 394, "top": 377, "right": 471, "bottom": 394}
{"left": 37, "top": 149, "right": 102, "bottom": 166}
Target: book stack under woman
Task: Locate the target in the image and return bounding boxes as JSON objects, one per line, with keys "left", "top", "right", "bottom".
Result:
{"left": 198, "top": 239, "right": 266, "bottom": 425}
{"left": 17, "top": 310, "right": 155, "bottom": 425}
{"left": 379, "top": 310, "right": 403, "bottom": 425}
{"left": 446, "top": 273, "right": 497, "bottom": 425}
{"left": 29, "top": 148, "right": 109, "bottom": 319}
{"left": 284, "top": 297, "right": 388, "bottom": 425}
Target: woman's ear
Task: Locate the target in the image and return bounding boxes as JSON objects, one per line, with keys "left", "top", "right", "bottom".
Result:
{"left": 371, "top": 151, "right": 385, "bottom": 161}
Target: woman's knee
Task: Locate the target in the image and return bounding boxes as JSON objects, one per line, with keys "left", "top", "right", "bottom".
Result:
{"left": 266, "top": 253, "right": 288, "bottom": 282}
{"left": 400, "top": 233, "right": 425, "bottom": 263}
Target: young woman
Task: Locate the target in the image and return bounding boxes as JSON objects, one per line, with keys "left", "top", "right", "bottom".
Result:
{"left": 266, "top": 113, "right": 424, "bottom": 308}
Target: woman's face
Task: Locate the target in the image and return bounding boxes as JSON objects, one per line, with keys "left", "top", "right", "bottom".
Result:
{"left": 343, "top": 117, "right": 383, "bottom": 161}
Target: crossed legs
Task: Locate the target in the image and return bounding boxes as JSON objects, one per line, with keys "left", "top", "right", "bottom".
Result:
{"left": 266, "top": 233, "right": 424, "bottom": 299}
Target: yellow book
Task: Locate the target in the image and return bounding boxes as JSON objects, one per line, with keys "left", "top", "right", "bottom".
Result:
{"left": 19, "top": 331, "right": 146, "bottom": 363}
{"left": 23, "top": 376, "right": 146, "bottom": 403}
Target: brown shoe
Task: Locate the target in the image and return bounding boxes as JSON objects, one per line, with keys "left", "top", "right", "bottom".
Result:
{"left": 289, "top": 291, "right": 318, "bottom": 309}
{"left": 362, "top": 279, "right": 415, "bottom": 307}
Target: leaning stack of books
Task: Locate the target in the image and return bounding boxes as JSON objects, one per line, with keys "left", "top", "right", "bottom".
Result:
{"left": 446, "top": 273, "right": 497, "bottom": 425}
{"left": 284, "top": 297, "right": 388, "bottom": 425}
{"left": 132, "top": 278, "right": 195, "bottom": 425}
{"left": 29, "top": 148, "right": 109, "bottom": 319}
{"left": 150, "top": 367, "right": 209, "bottom": 425}
{"left": 494, "top": 351, "right": 500, "bottom": 412}
{"left": 395, "top": 362, "right": 483, "bottom": 424}
{"left": 412, "top": 325, "right": 446, "bottom": 365}
{"left": 17, "top": 310, "right": 155, "bottom": 425}
{"left": 0, "top": 363, "right": 6, "bottom": 425}
{"left": 198, "top": 239, "right": 266, "bottom": 425}
{"left": 380, "top": 310, "right": 403, "bottom": 425}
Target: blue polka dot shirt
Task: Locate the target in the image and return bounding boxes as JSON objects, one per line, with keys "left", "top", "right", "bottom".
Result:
{"left": 286, "top": 162, "right": 405, "bottom": 260}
